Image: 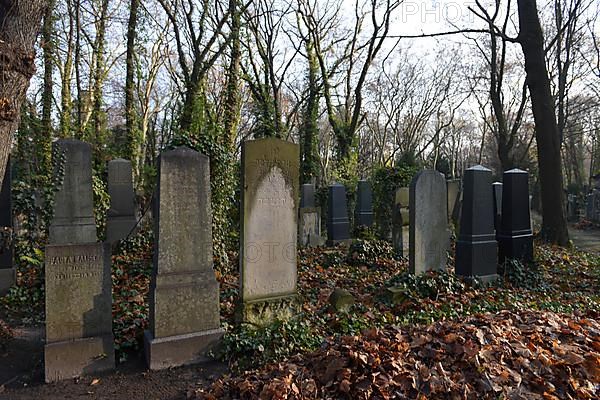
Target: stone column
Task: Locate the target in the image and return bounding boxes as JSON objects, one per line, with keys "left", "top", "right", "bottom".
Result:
{"left": 239, "top": 138, "right": 300, "bottom": 326}
{"left": 106, "top": 159, "right": 137, "bottom": 243}
{"left": 497, "top": 169, "right": 533, "bottom": 263}
{"left": 45, "top": 139, "right": 114, "bottom": 382}
{"left": 144, "top": 147, "right": 223, "bottom": 370}
{"left": 409, "top": 170, "right": 449, "bottom": 274}
{"left": 354, "top": 180, "right": 374, "bottom": 227}
{"left": 326, "top": 184, "right": 351, "bottom": 245}
{"left": 455, "top": 166, "right": 498, "bottom": 282}
{"left": 0, "top": 157, "right": 14, "bottom": 295}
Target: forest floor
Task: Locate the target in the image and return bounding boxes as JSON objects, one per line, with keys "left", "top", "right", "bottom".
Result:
{"left": 1, "top": 232, "right": 600, "bottom": 399}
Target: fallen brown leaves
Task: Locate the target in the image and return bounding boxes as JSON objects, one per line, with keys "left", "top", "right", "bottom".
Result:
{"left": 193, "top": 310, "right": 600, "bottom": 399}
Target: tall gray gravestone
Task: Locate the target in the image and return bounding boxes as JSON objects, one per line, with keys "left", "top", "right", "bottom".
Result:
{"left": 299, "top": 184, "right": 322, "bottom": 247}
{"left": 455, "top": 166, "right": 498, "bottom": 282}
{"left": 497, "top": 169, "right": 533, "bottom": 263}
{"left": 145, "top": 147, "right": 223, "bottom": 370}
{"left": 354, "top": 180, "right": 374, "bottom": 227}
{"left": 327, "top": 184, "right": 351, "bottom": 245}
{"left": 240, "top": 138, "right": 299, "bottom": 326}
{"left": 392, "top": 187, "right": 410, "bottom": 256}
{"left": 492, "top": 182, "right": 503, "bottom": 234}
{"left": 106, "top": 159, "right": 137, "bottom": 243}
{"left": 409, "top": 171, "right": 449, "bottom": 274}
{"left": 45, "top": 139, "right": 114, "bottom": 382}
{"left": 0, "top": 157, "right": 15, "bottom": 295}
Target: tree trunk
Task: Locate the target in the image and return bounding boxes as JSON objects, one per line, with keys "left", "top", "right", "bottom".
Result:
{"left": 517, "top": 0, "right": 569, "bottom": 245}
{"left": 40, "top": 0, "right": 55, "bottom": 176}
{"left": 222, "top": 0, "right": 241, "bottom": 147}
{"left": 0, "top": 1, "right": 46, "bottom": 189}
{"left": 125, "top": 0, "right": 139, "bottom": 166}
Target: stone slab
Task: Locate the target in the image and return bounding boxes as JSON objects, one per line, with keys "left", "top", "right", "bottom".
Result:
{"left": 327, "top": 184, "right": 350, "bottom": 244}
{"left": 299, "top": 208, "right": 322, "bottom": 247}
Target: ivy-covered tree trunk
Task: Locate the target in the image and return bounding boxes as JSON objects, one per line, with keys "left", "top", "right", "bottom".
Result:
{"left": 59, "top": 0, "right": 75, "bottom": 139}
{"left": 0, "top": 0, "right": 46, "bottom": 189}
{"left": 125, "top": 0, "right": 140, "bottom": 172}
{"left": 517, "top": 0, "right": 569, "bottom": 245}
{"left": 222, "top": 0, "right": 241, "bottom": 147}
{"left": 40, "top": 0, "right": 55, "bottom": 177}
{"left": 300, "top": 38, "right": 320, "bottom": 184}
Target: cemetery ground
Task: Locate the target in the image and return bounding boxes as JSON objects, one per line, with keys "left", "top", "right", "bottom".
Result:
{"left": 1, "top": 229, "right": 600, "bottom": 399}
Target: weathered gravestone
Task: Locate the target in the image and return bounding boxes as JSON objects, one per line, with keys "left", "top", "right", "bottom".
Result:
{"left": 409, "top": 171, "right": 449, "bottom": 274}
{"left": 45, "top": 139, "right": 114, "bottom": 382}
{"left": 455, "top": 166, "right": 498, "bottom": 282}
{"left": 447, "top": 179, "right": 461, "bottom": 227}
{"left": 497, "top": 169, "right": 533, "bottom": 263}
{"left": 0, "top": 157, "right": 15, "bottom": 295}
{"left": 492, "top": 182, "right": 503, "bottom": 233}
{"left": 145, "top": 147, "right": 223, "bottom": 370}
{"left": 106, "top": 159, "right": 137, "bottom": 243}
{"left": 299, "top": 184, "right": 322, "bottom": 247}
{"left": 354, "top": 180, "right": 374, "bottom": 227}
{"left": 240, "top": 138, "right": 300, "bottom": 326}
{"left": 327, "top": 184, "right": 351, "bottom": 245}
{"left": 392, "top": 187, "right": 410, "bottom": 256}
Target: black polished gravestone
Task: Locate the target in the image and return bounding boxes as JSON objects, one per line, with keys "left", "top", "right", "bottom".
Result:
{"left": 492, "top": 182, "right": 503, "bottom": 234}
{"left": 300, "top": 184, "right": 316, "bottom": 208}
{"left": 497, "top": 169, "right": 533, "bottom": 263}
{"left": 327, "top": 184, "right": 351, "bottom": 245}
{"left": 455, "top": 166, "right": 498, "bottom": 282}
{"left": 354, "top": 180, "right": 374, "bottom": 227}
{"left": 106, "top": 159, "right": 137, "bottom": 243}
{"left": 0, "top": 158, "right": 15, "bottom": 295}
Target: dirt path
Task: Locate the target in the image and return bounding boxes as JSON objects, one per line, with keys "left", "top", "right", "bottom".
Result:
{"left": 569, "top": 225, "right": 600, "bottom": 254}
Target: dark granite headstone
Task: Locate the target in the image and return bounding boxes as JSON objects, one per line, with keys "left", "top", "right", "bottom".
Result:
{"left": 455, "top": 166, "right": 498, "bottom": 281}
{"left": 145, "top": 147, "right": 223, "bottom": 369}
{"left": 45, "top": 140, "right": 114, "bottom": 382}
{"left": 106, "top": 159, "right": 137, "bottom": 243}
{"left": 300, "top": 184, "right": 316, "bottom": 208}
{"left": 239, "top": 138, "right": 300, "bottom": 326}
{"left": 354, "top": 180, "right": 374, "bottom": 227}
{"left": 492, "top": 182, "right": 503, "bottom": 233}
{"left": 0, "top": 157, "right": 15, "bottom": 295}
{"left": 327, "top": 184, "right": 350, "bottom": 245}
{"left": 497, "top": 169, "right": 533, "bottom": 263}
{"left": 49, "top": 139, "right": 97, "bottom": 244}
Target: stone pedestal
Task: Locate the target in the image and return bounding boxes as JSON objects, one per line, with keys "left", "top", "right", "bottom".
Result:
{"left": 455, "top": 166, "right": 498, "bottom": 281}
{"left": 44, "top": 243, "right": 115, "bottom": 382}
{"left": 409, "top": 170, "right": 449, "bottom": 274}
{"left": 327, "top": 184, "right": 350, "bottom": 245}
{"left": 106, "top": 159, "right": 137, "bottom": 243}
{"left": 497, "top": 169, "right": 533, "bottom": 263}
{"left": 354, "top": 180, "right": 374, "bottom": 227}
{"left": 240, "top": 138, "right": 299, "bottom": 326}
{"left": 146, "top": 147, "right": 223, "bottom": 370}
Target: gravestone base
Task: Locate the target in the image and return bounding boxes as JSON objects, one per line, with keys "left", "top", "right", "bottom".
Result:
{"left": 44, "top": 334, "right": 115, "bottom": 383}
{"left": 237, "top": 295, "right": 300, "bottom": 328}
{"left": 144, "top": 328, "right": 224, "bottom": 370}
{"left": 355, "top": 212, "right": 374, "bottom": 227}
{"left": 106, "top": 216, "right": 137, "bottom": 243}
{"left": 455, "top": 238, "right": 498, "bottom": 278}
{"left": 498, "top": 234, "right": 534, "bottom": 263}
{"left": 0, "top": 268, "right": 15, "bottom": 295}
{"left": 326, "top": 238, "right": 352, "bottom": 247}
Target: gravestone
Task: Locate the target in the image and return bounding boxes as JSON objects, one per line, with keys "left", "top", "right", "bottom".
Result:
{"left": 299, "top": 184, "right": 322, "bottom": 247}
{"left": 409, "top": 170, "right": 449, "bottom": 274}
{"left": 45, "top": 139, "right": 114, "bottom": 382}
{"left": 327, "top": 184, "right": 351, "bottom": 245}
{"left": 240, "top": 138, "right": 300, "bottom": 326}
{"left": 354, "top": 180, "right": 374, "bottom": 227}
{"left": 106, "top": 159, "right": 137, "bottom": 243}
{"left": 49, "top": 139, "right": 97, "bottom": 244}
{"left": 145, "top": 147, "right": 223, "bottom": 370}
{"left": 455, "top": 166, "right": 498, "bottom": 282}
{"left": 492, "top": 182, "right": 503, "bottom": 233}
{"left": 392, "top": 187, "right": 410, "bottom": 256}
{"left": 0, "top": 157, "right": 15, "bottom": 295}
{"left": 497, "top": 169, "right": 533, "bottom": 263}
{"left": 447, "top": 179, "right": 461, "bottom": 226}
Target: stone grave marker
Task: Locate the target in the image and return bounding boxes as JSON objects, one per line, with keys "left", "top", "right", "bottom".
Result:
{"left": 327, "top": 184, "right": 351, "bottom": 245}
{"left": 447, "top": 179, "right": 461, "bottom": 226}
{"left": 497, "top": 169, "right": 533, "bottom": 263}
{"left": 354, "top": 180, "right": 374, "bottom": 227}
{"left": 492, "top": 182, "right": 503, "bottom": 233}
{"left": 240, "top": 138, "right": 299, "bottom": 326}
{"left": 392, "top": 187, "right": 409, "bottom": 256}
{"left": 409, "top": 170, "right": 449, "bottom": 274}
{"left": 106, "top": 158, "right": 137, "bottom": 243}
{"left": 145, "top": 147, "right": 223, "bottom": 370}
{"left": 0, "top": 157, "right": 14, "bottom": 295}
{"left": 299, "top": 184, "right": 322, "bottom": 247}
{"left": 455, "top": 166, "right": 498, "bottom": 282}
{"left": 45, "top": 139, "right": 114, "bottom": 382}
